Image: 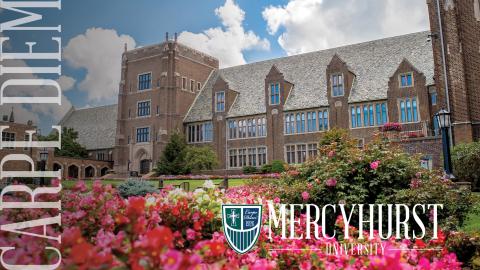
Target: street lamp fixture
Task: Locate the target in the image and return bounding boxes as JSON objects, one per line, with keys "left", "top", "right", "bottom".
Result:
{"left": 39, "top": 148, "right": 49, "bottom": 186}
{"left": 434, "top": 109, "right": 454, "bottom": 179}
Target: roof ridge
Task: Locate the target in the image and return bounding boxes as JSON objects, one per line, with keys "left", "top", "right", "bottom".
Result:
{"left": 220, "top": 30, "right": 430, "bottom": 71}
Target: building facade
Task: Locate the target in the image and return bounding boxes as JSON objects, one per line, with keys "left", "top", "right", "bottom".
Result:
{"left": 113, "top": 0, "right": 479, "bottom": 176}
{"left": 427, "top": 0, "right": 480, "bottom": 143}
{"left": 113, "top": 38, "right": 219, "bottom": 176}
{"left": 114, "top": 31, "right": 443, "bottom": 175}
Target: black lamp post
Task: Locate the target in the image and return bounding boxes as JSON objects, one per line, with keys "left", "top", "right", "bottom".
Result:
{"left": 435, "top": 109, "right": 454, "bottom": 179}
{"left": 39, "top": 148, "right": 49, "bottom": 186}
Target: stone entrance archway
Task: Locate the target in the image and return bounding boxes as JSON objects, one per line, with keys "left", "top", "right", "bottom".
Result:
{"left": 68, "top": 165, "right": 79, "bottom": 179}
{"left": 85, "top": 166, "right": 95, "bottom": 178}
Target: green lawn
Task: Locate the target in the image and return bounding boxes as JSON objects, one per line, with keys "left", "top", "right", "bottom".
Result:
{"left": 62, "top": 178, "right": 247, "bottom": 191}
{"left": 462, "top": 192, "right": 480, "bottom": 233}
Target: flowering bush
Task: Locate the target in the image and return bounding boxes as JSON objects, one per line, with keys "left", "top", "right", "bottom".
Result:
{"left": 150, "top": 173, "right": 281, "bottom": 180}
{"left": 0, "top": 178, "right": 468, "bottom": 269}
{"left": 381, "top": 122, "right": 402, "bottom": 132}
{"left": 274, "top": 129, "right": 477, "bottom": 232}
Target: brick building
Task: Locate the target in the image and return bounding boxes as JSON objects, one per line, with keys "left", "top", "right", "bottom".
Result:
{"left": 55, "top": 105, "right": 116, "bottom": 179}
{"left": 427, "top": 0, "right": 480, "bottom": 142}
{"left": 113, "top": 31, "right": 444, "bottom": 175}
{"left": 0, "top": 110, "right": 39, "bottom": 172}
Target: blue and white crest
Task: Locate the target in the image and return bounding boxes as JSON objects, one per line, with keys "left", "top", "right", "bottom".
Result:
{"left": 222, "top": 204, "right": 262, "bottom": 254}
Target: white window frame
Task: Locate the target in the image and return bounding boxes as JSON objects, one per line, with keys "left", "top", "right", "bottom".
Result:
{"left": 136, "top": 99, "right": 152, "bottom": 118}
{"left": 331, "top": 73, "right": 344, "bottom": 97}
{"left": 215, "top": 91, "right": 226, "bottom": 112}
{"left": 135, "top": 126, "right": 151, "bottom": 144}
{"left": 138, "top": 72, "right": 152, "bottom": 91}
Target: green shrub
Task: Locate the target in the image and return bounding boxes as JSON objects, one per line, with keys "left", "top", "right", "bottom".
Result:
{"left": 271, "top": 160, "right": 286, "bottom": 173}
{"left": 274, "top": 129, "right": 477, "bottom": 233}
{"left": 260, "top": 164, "right": 273, "bottom": 173}
{"left": 117, "top": 179, "right": 158, "bottom": 198}
{"left": 155, "top": 132, "right": 189, "bottom": 175}
{"left": 452, "top": 141, "right": 480, "bottom": 191}
{"left": 243, "top": 166, "right": 258, "bottom": 174}
{"left": 184, "top": 146, "right": 218, "bottom": 172}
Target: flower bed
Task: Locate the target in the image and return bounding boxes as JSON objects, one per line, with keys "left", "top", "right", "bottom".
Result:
{"left": 0, "top": 179, "right": 469, "bottom": 269}
{"left": 151, "top": 173, "right": 282, "bottom": 180}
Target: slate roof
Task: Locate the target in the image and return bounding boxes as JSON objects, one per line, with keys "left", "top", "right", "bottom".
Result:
{"left": 58, "top": 104, "right": 117, "bottom": 150}
{"left": 184, "top": 31, "right": 434, "bottom": 123}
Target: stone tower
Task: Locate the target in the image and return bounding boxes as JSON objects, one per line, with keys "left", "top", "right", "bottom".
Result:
{"left": 427, "top": 0, "right": 480, "bottom": 142}
{"left": 113, "top": 35, "right": 219, "bottom": 176}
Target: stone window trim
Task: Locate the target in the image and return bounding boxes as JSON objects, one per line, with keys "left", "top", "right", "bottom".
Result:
{"left": 284, "top": 143, "right": 318, "bottom": 164}
{"left": 187, "top": 121, "right": 213, "bottom": 143}
{"left": 397, "top": 96, "right": 421, "bottom": 123}
{"left": 137, "top": 72, "right": 152, "bottom": 91}
{"left": 228, "top": 146, "right": 267, "bottom": 169}
{"left": 190, "top": 79, "right": 195, "bottom": 93}
{"left": 215, "top": 91, "right": 226, "bottom": 112}
{"left": 331, "top": 73, "right": 345, "bottom": 97}
{"left": 269, "top": 83, "right": 281, "bottom": 105}
{"left": 227, "top": 116, "right": 267, "bottom": 140}
{"left": 197, "top": 82, "right": 202, "bottom": 91}
{"left": 135, "top": 126, "right": 151, "bottom": 144}
{"left": 398, "top": 72, "right": 414, "bottom": 88}
{"left": 284, "top": 108, "right": 329, "bottom": 135}
{"left": 136, "top": 99, "right": 152, "bottom": 118}
{"left": 349, "top": 101, "right": 389, "bottom": 130}
{"left": 182, "top": 77, "right": 187, "bottom": 90}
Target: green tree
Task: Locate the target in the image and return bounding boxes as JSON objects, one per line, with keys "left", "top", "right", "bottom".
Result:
{"left": 39, "top": 127, "right": 88, "bottom": 158}
{"left": 452, "top": 141, "right": 480, "bottom": 190}
{"left": 155, "top": 132, "right": 189, "bottom": 175}
{"left": 184, "top": 146, "right": 218, "bottom": 172}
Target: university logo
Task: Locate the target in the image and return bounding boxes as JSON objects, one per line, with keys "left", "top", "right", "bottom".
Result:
{"left": 222, "top": 204, "right": 262, "bottom": 254}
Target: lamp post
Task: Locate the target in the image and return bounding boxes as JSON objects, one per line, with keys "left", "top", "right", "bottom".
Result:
{"left": 435, "top": 109, "right": 454, "bottom": 179}
{"left": 39, "top": 148, "right": 49, "bottom": 186}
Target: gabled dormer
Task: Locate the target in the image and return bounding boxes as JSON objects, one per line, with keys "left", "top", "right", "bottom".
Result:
{"left": 326, "top": 54, "right": 355, "bottom": 129}
{"left": 387, "top": 58, "right": 429, "bottom": 124}
{"left": 212, "top": 74, "right": 238, "bottom": 115}
{"left": 264, "top": 65, "right": 292, "bottom": 108}
{"left": 326, "top": 54, "right": 355, "bottom": 101}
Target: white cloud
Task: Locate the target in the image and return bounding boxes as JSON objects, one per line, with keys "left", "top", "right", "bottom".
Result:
{"left": 178, "top": 0, "right": 270, "bottom": 68}
{"left": 64, "top": 28, "right": 136, "bottom": 103}
{"left": 57, "top": 75, "right": 76, "bottom": 91}
{"left": 262, "top": 0, "right": 429, "bottom": 55}
{"left": 0, "top": 59, "right": 73, "bottom": 126}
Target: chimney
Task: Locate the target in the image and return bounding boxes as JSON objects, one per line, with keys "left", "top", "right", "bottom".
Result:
{"left": 174, "top": 32, "right": 178, "bottom": 42}
{"left": 165, "top": 32, "right": 169, "bottom": 41}
{"left": 124, "top": 43, "right": 127, "bottom": 52}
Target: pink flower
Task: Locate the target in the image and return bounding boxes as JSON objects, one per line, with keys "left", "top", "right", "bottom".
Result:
{"left": 273, "top": 197, "right": 280, "bottom": 204}
{"left": 328, "top": 150, "right": 336, "bottom": 158}
{"left": 161, "top": 250, "right": 183, "bottom": 270}
{"left": 410, "top": 179, "right": 420, "bottom": 189}
{"left": 301, "top": 191, "right": 310, "bottom": 201}
{"left": 326, "top": 178, "right": 337, "bottom": 187}
{"left": 370, "top": 160, "right": 380, "bottom": 170}
{"left": 186, "top": 228, "right": 196, "bottom": 240}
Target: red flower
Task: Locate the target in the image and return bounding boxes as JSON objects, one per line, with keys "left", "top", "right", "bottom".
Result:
{"left": 208, "top": 241, "right": 225, "bottom": 257}
{"left": 142, "top": 226, "right": 174, "bottom": 249}
{"left": 70, "top": 242, "right": 94, "bottom": 264}
{"left": 126, "top": 197, "right": 146, "bottom": 216}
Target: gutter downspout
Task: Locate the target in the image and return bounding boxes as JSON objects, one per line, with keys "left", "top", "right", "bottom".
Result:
{"left": 435, "top": 0, "right": 454, "bottom": 147}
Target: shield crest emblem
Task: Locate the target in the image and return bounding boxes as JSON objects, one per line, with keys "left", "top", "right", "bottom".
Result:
{"left": 222, "top": 204, "right": 262, "bottom": 254}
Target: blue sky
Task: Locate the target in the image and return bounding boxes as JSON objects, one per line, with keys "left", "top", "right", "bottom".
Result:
{"left": 0, "top": 0, "right": 429, "bottom": 132}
